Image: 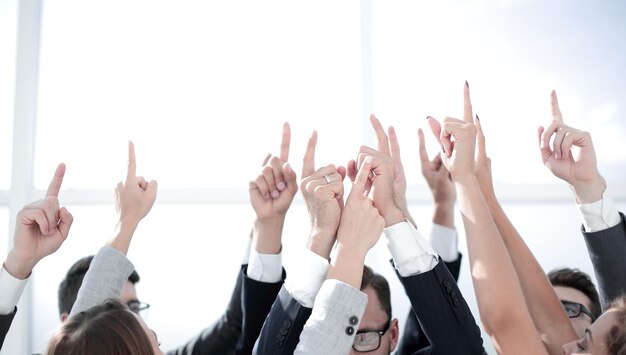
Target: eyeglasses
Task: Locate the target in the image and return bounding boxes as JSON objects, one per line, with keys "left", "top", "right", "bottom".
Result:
{"left": 352, "top": 320, "right": 391, "bottom": 353}
{"left": 561, "top": 300, "right": 596, "bottom": 322}
{"left": 127, "top": 301, "right": 150, "bottom": 318}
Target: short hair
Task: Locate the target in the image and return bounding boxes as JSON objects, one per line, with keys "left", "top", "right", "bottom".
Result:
{"left": 46, "top": 299, "right": 153, "bottom": 355}
{"left": 548, "top": 267, "right": 601, "bottom": 319}
{"left": 607, "top": 296, "right": 626, "bottom": 355}
{"left": 58, "top": 255, "right": 140, "bottom": 316}
{"left": 361, "top": 265, "right": 392, "bottom": 319}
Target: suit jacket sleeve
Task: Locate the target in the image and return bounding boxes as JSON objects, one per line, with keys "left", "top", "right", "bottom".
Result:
{"left": 294, "top": 279, "right": 367, "bottom": 355}
{"left": 70, "top": 247, "right": 135, "bottom": 317}
{"left": 252, "top": 286, "right": 312, "bottom": 355}
{"left": 398, "top": 260, "right": 484, "bottom": 355}
{"left": 0, "top": 307, "right": 16, "bottom": 350}
{"left": 167, "top": 266, "right": 245, "bottom": 355}
{"left": 397, "top": 254, "right": 463, "bottom": 355}
{"left": 235, "top": 266, "right": 285, "bottom": 355}
{"left": 582, "top": 212, "right": 626, "bottom": 310}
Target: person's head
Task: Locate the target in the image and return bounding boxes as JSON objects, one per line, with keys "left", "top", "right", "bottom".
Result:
{"left": 58, "top": 255, "right": 143, "bottom": 322}
{"left": 46, "top": 299, "right": 163, "bottom": 355}
{"left": 351, "top": 265, "right": 399, "bottom": 355}
{"left": 562, "top": 296, "right": 626, "bottom": 355}
{"left": 548, "top": 268, "right": 601, "bottom": 338}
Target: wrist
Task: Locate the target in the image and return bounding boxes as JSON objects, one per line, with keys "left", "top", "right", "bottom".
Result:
{"left": 253, "top": 217, "right": 284, "bottom": 254}
{"left": 307, "top": 228, "right": 335, "bottom": 260}
{"left": 4, "top": 251, "right": 35, "bottom": 280}
{"left": 381, "top": 207, "right": 405, "bottom": 228}
{"left": 433, "top": 203, "right": 454, "bottom": 228}
{"left": 572, "top": 175, "right": 606, "bottom": 204}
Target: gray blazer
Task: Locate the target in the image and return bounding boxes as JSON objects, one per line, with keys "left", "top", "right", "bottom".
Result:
{"left": 294, "top": 279, "right": 367, "bottom": 355}
{"left": 69, "top": 247, "right": 134, "bottom": 317}
{"left": 582, "top": 212, "right": 626, "bottom": 310}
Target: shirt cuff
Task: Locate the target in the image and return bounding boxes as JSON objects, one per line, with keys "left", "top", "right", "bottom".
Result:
{"left": 429, "top": 223, "right": 459, "bottom": 262}
{"left": 247, "top": 248, "right": 282, "bottom": 283}
{"left": 0, "top": 265, "right": 29, "bottom": 314}
{"left": 384, "top": 220, "right": 439, "bottom": 277}
{"left": 577, "top": 195, "right": 621, "bottom": 233}
{"left": 284, "top": 248, "right": 330, "bottom": 308}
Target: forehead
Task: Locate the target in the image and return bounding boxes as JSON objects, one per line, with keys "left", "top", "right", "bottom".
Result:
{"left": 553, "top": 286, "right": 593, "bottom": 310}
{"left": 360, "top": 287, "right": 389, "bottom": 330}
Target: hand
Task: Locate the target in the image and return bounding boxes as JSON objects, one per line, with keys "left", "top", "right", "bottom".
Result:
{"left": 300, "top": 131, "right": 346, "bottom": 259}
{"left": 427, "top": 82, "right": 477, "bottom": 182}
{"left": 538, "top": 90, "right": 605, "bottom": 203}
{"left": 336, "top": 156, "right": 385, "bottom": 256}
{"left": 249, "top": 123, "right": 298, "bottom": 221}
{"left": 115, "top": 142, "right": 158, "bottom": 226}
{"left": 418, "top": 128, "right": 456, "bottom": 207}
{"left": 5, "top": 164, "right": 74, "bottom": 279}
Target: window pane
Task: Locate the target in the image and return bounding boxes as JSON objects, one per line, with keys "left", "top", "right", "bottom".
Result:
{"left": 372, "top": 0, "right": 626, "bottom": 186}
{"left": 0, "top": 0, "right": 17, "bottom": 189}
{"left": 35, "top": 0, "right": 362, "bottom": 190}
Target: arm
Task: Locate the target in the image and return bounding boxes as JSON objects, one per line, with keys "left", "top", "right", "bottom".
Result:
{"left": 71, "top": 142, "right": 157, "bottom": 316}
{"left": 539, "top": 91, "right": 624, "bottom": 311}
{"left": 1, "top": 164, "right": 73, "bottom": 349}
{"left": 427, "top": 83, "right": 547, "bottom": 354}
{"left": 474, "top": 108, "right": 576, "bottom": 354}
{"left": 295, "top": 155, "right": 385, "bottom": 355}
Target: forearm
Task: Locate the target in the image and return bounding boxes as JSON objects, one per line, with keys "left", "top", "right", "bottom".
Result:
{"left": 486, "top": 196, "right": 576, "bottom": 353}
{"left": 253, "top": 217, "right": 284, "bottom": 254}
{"left": 327, "top": 245, "right": 366, "bottom": 290}
{"left": 106, "top": 220, "right": 139, "bottom": 255}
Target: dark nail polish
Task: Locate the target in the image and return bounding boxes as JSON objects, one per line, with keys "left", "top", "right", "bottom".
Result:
{"left": 475, "top": 114, "right": 480, "bottom": 121}
{"left": 427, "top": 115, "right": 432, "bottom": 120}
{"left": 465, "top": 80, "right": 469, "bottom": 88}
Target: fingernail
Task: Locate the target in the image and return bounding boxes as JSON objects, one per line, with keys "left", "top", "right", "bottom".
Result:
{"left": 277, "top": 182, "right": 286, "bottom": 191}
{"left": 441, "top": 144, "right": 446, "bottom": 153}
{"left": 271, "top": 190, "right": 280, "bottom": 198}
{"left": 364, "top": 156, "right": 372, "bottom": 164}
{"left": 465, "top": 80, "right": 469, "bottom": 88}
{"left": 426, "top": 115, "right": 432, "bottom": 120}
{"left": 475, "top": 114, "right": 480, "bottom": 121}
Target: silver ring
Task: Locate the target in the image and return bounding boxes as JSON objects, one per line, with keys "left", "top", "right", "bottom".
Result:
{"left": 323, "top": 175, "right": 332, "bottom": 184}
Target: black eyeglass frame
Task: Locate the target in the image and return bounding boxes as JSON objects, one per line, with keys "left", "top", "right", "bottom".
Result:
{"left": 561, "top": 300, "right": 596, "bottom": 323}
{"left": 126, "top": 301, "right": 151, "bottom": 316}
{"left": 352, "top": 320, "right": 392, "bottom": 353}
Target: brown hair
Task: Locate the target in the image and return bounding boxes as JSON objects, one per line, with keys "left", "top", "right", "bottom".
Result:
{"left": 607, "top": 296, "right": 626, "bottom": 355}
{"left": 47, "top": 299, "right": 153, "bottom": 355}
{"left": 548, "top": 267, "right": 601, "bottom": 319}
{"left": 361, "top": 265, "right": 392, "bottom": 318}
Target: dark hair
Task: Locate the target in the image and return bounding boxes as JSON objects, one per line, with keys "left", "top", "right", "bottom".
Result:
{"left": 607, "top": 296, "right": 626, "bottom": 355}
{"left": 361, "top": 265, "right": 392, "bottom": 319}
{"left": 548, "top": 267, "right": 601, "bottom": 319}
{"left": 58, "top": 256, "right": 140, "bottom": 316}
{"left": 46, "top": 299, "right": 153, "bottom": 355}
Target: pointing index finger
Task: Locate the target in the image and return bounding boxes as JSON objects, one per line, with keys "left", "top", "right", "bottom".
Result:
{"left": 280, "top": 122, "right": 291, "bottom": 161}
{"left": 127, "top": 141, "right": 137, "bottom": 179}
{"left": 370, "top": 114, "right": 390, "bottom": 155}
{"left": 302, "top": 131, "right": 317, "bottom": 177}
{"left": 46, "top": 163, "right": 66, "bottom": 197}
{"left": 417, "top": 128, "right": 430, "bottom": 167}
{"left": 551, "top": 90, "right": 563, "bottom": 122}
{"left": 463, "top": 81, "right": 473, "bottom": 124}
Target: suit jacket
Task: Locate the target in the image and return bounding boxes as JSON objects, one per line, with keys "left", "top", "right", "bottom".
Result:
{"left": 167, "top": 266, "right": 245, "bottom": 355}
{"left": 254, "top": 259, "right": 483, "bottom": 355}
{"left": 236, "top": 266, "right": 286, "bottom": 355}
{"left": 582, "top": 212, "right": 626, "bottom": 311}
{"left": 0, "top": 307, "right": 16, "bottom": 350}
{"left": 397, "top": 255, "right": 463, "bottom": 355}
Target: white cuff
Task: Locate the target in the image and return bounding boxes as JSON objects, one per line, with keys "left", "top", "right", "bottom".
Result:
{"left": 384, "top": 221, "right": 438, "bottom": 277}
{"left": 0, "top": 265, "right": 29, "bottom": 314}
{"left": 247, "top": 248, "right": 283, "bottom": 283}
{"left": 285, "top": 248, "right": 329, "bottom": 308}
{"left": 429, "top": 223, "right": 459, "bottom": 262}
{"left": 577, "top": 196, "right": 621, "bottom": 233}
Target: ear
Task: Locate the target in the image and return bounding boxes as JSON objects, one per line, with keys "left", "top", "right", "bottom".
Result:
{"left": 389, "top": 318, "right": 399, "bottom": 352}
{"left": 60, "top": 312, "right": 69, "bottom": 322}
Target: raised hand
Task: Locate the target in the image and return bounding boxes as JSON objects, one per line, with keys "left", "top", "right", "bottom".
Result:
{"left": 5, "top": 164, "right": 74, "bottom": 279}
{"left": 249, "top": 123, "right": 298, "bottom": 221}
{"left": 538, "top": 90, "right": 604, "bottom": 203}
{"left": 418, "top": 128, "right": 456, "bottom": 208}
{"left": 115, "top": 141, "right": 158, "bottom": 225}
{"left": 427, "top": 83, "right": 477, "bottom": 182}
{"left": 299, "top": 131, "right": 346, "bottom": 259}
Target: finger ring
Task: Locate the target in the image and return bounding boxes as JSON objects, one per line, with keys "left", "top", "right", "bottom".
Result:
{"left": 323, "top": 175, "right": 332, "bottom": 184}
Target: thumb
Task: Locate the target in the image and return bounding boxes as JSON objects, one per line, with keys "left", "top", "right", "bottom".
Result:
{"left": 351, "top": 156, "right": 373, "bottom": 197}
{"left": 282, "top": 162, "right": 298, "bottom": 195}
{"left": 57, "top": 207, "right": 74, "bottom": 240}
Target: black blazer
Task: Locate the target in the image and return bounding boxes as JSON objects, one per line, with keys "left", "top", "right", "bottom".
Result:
{"left": 582, "top": 212, "right": 626, "bottom": 311}
{"left": 253, "top": 258, "right": 483, "bottom": 355}
{"left": 397, "top": 255, "right": 462, "bottom": 355}
{"left": 167, "top": 266, "right": 245, "bottom": 355}
{"left": 0, "top": 307, "right": 16, "bottom": 351}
